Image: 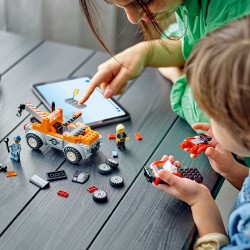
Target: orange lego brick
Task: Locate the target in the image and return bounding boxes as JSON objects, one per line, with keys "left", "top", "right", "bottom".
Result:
{"left": 134, "top": 132, "right": 143, "bottom": 140}
{"left": 6, "top": 171, "right": 17, "bottom": 177}
{"left": 108, "top": 134, "right": 116, "bottom": 139}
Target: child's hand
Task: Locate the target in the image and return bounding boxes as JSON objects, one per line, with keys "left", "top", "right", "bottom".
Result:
{"left": 190, "top": 123, "right": 218, "bottom": 158}
{"left": 192, "top": 123, "right": 237, "bottom": 177}
{"left": 79, "top": 43, "right": 148, "bottom": 104}
{"left": 155, "top": 169, "right": 209, "bottom": 207}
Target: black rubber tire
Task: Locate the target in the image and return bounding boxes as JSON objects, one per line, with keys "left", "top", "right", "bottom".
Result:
{"left": 92, "top": 190, "right": 108, "bottom": 203}
{"left": 105, "top": 158, "right": 119, "bottom": 169}
{"left": 91, "top": 142, "right": 100, "bottom": 154}
{"left": 97, "top": 164, "right": 113, "bottom": 175}
{"left": 26, "top": 133, "right": 43, "bottom": 150}
{"left": 64, "top": 147, "right": 82, "bottom": 165}
{"left": 109, "top": 176, "right": 124, "bottom": 188}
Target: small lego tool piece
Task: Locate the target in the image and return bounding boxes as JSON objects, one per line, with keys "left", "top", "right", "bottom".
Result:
{"left": 72, "top": 170, "right": 90, "bottom": 184}
{"left": 46, "top": 170, "right": 67, "bottom": 181}
{"left": 6, "top": 171, "right": 17, "bottom": 177}
{"left": 112, "top": 149, "right": 118, "bottom": 158}
{"left": 105, "top": 158, "right": 119, "bottom": 169}
{"left": 29, "top": 175, "right": 50, "bottom": 189}
{"left": 97, "top": 164, "right": 113, "bottom": 175}
{"left": 5, "top": 136, "right": 22, "bottom": 162}
{"left": 0, "top": 163, "right": 7, "bottom": 172}
{"left": 57, "top": 190, "right": 69, "bottom": 198}
{"left": 92, "top": 190, "right": 108, "bottom": 203}
{"left": 108, "top": 134, "right": 116, "bottom": 139}
{"left": 109, "top": 176, "right": 124, "bottom": 188}
{"left": 87, "top": 186, "right": 98, "bottom": 193}
{"left": 116, "top": 124, "right": 129, "bottom": 150}
{"left": 180, "top": 133, "right": 212, "bottom": 158}
{"left": 134, "top": 132, "right": 143, "bottom": 140}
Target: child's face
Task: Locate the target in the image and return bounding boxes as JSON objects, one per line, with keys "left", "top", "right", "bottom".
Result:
{"left": 210, "top": 118, "right": 250, "bottom": 157}
{"left": 105, "top": 0, "right": 183, "bottom": 24}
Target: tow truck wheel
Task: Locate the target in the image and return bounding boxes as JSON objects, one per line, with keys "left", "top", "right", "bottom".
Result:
{"left": 26, "top": 133, "right": 43, "bottom": 150}
{"left": 64, "top": 147, "right": 82, "bottom": 165}
{"left": 91, "top": 142, "right": 100, "bottom": 154}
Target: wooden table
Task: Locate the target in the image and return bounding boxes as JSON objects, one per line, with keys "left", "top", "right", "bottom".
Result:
{"left": 0, "top": 31, "right": 222, "bottom": 250}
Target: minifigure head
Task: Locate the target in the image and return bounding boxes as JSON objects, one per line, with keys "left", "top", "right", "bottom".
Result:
{"left": 14, "top": 135, "right": 21, "bottom": 144}
{"left": 186, "top": 16, "right": 250, "bottom": 156}
{"left": 116, "top": 124, "right": 125, "bottom": 134}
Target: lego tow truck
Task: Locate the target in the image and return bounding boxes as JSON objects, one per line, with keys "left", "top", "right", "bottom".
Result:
{"left": 17, "top": 103, "right": 102, "bottom": 164}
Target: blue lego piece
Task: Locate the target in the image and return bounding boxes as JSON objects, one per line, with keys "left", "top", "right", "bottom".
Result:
{"left": 9, "top": 136, "right": 21, "bottom": 162}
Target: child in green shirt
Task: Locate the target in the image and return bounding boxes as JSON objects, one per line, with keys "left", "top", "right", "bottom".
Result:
{"left": 79, "top": 0, "right": 250, "bottom": 126}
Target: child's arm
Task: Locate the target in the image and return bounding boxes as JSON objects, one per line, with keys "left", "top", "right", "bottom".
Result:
{"left": 156, "top": 170, "right": 227, "bottom": 237}
{"left": 79, "top": 39, "right": 184, "bottom": 103}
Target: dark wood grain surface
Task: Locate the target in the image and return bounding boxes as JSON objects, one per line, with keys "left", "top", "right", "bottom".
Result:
{"left": 0, "top": 31, "right": 221, "bottom": 250}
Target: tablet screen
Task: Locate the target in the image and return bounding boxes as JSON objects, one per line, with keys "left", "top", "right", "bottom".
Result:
{"left": 33, "top": 76, "right": 130, "bottom": 128}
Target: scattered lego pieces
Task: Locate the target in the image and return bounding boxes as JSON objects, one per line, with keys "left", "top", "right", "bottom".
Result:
{"left": 109, "top": 176, "right": 124, "bottom": 188}
{"left": 97, "top": 164, "right": 113, "bottom": 175}
{"left": 29, "top": 175, "right": 50, "bottom": 189}
{"left": 87, "top": 186, "right": 98, "bottom": 193}
{"left": 134, "top": 132, "right": 143, "bottom": 140}
{"left": 108, "top": 134, "right": 116, "bottom": 139}
{"left": 0, "top": 163, "right": 7, "bottom": 172}
{"left": 105, "top": 158, "right": 119, "bottom": 169}
{"left": 46, "top": 170, "right": 67, "bottom": 181}
{"left": 72, "top": 170, "right": 90, "bottom": 184}
{"left": 92, "top": 190, "right": 108, "bottom": 203}
{"left": 6, "top": 171, "right": 17, "bottom": 177}
{"left": 112, "top": 149, "right": 118, "bottom": 158}
{"left": 57, "top": 190, "right": 69, "bottom": 198}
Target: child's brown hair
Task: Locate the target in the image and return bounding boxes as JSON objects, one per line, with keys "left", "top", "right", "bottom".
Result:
{"left": 185, "top": 16, "right": 250, "bottom": 149}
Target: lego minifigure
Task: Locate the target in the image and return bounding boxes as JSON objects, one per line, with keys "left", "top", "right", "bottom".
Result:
{"left": 116, "top": 124, "right": 129, "bottom": 150}
{"left": 5, "top": 136, "right": 21, "bottom": 162}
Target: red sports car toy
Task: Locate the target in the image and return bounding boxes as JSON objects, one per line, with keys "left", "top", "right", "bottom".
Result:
{"left": 180, "top": 133, "right": 212, "bottom": 157}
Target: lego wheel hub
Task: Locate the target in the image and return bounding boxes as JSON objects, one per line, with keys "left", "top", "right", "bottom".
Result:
{"left": 66, "top": 152, "right": 77, "bottom": 162}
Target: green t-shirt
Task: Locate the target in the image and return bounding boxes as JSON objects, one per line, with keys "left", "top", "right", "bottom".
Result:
{"left": 170, "top": 0, "right": 250, "bottom": 126}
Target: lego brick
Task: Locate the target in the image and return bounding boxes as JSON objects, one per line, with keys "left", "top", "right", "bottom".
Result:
{"left": 87, "top": 186, "right": 98, "bottom": 193}
{"left": 29, "top": 175, "right": 50, "bottom": 189}
{"left": 112, "top": 150, "right": 118, "bottom": 158}
{"left": 6, "top": 171, "right": 17, "bottom": 177}
{"left": 108, "top": 134, "right": 116, "bottom": 139}
{"left": 72, "top": 170, "right": 90, "bottom": 184}
{"left": 46, "top": 170, "right": 67, "bottom": 181}
{"left": 134, "top": 132, "right": 143, "bottom": 140}
{"left": 57, "top": 190, "right": 69, "bottom": 198}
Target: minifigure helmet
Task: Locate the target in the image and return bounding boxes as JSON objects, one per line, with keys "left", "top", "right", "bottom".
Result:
{"left": 116, "top": 124, "right": 124, "bottom": 131}
{"left": 14, "top": 135, "right": 21, "bottom": 142}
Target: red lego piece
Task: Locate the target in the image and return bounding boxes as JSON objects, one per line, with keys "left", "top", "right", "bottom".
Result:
{"left": 87, "top": 185, "right": 98, "bottom": 193}
{"left": 134, "top": 132, "right": 143, "bottom": 140}
{"left": 108, "top": 134, "right": 116, "bottom": 139}
{"left": 180, "top": 133, "right": 212, "bottom": 158}
{"left": 57, "top": 190, "right": 69, "bottom": 198}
